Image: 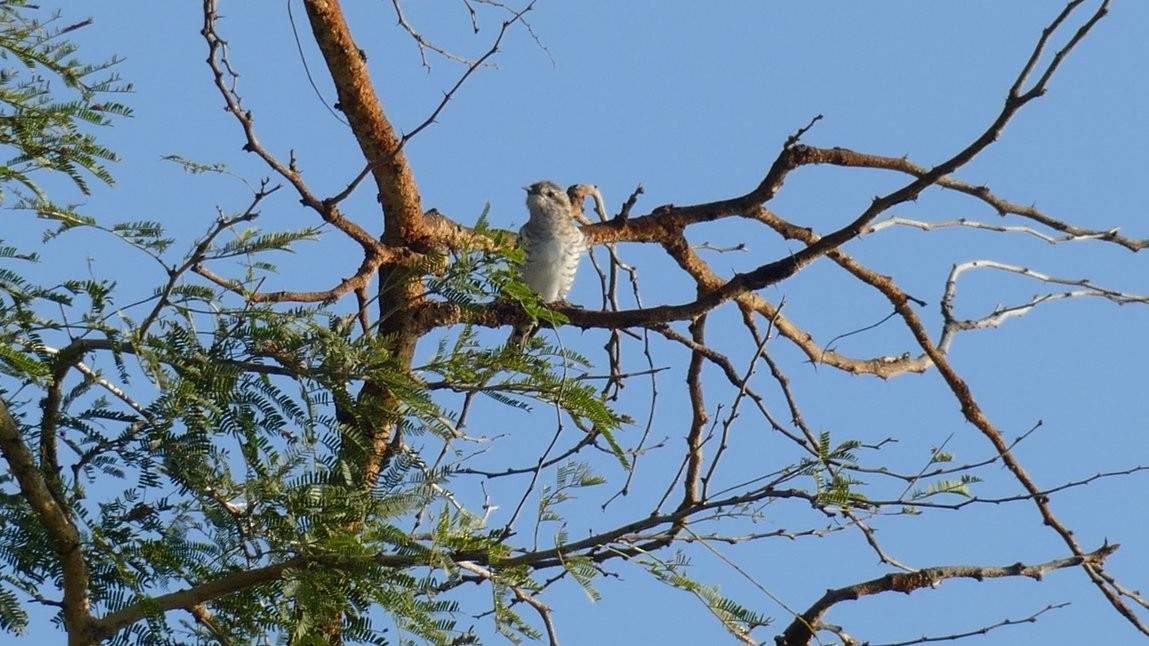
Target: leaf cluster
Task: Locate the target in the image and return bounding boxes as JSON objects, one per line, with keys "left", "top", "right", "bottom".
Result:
{"left": 0, "top": 2, "right": 130, "bottom": 201}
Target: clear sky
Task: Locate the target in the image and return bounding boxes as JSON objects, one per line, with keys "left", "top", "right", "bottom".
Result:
{"left": 20, "top": 1, "right": 1149, "bottom": 644}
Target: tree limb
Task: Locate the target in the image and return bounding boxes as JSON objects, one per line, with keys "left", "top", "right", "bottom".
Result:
{"left": 776, "top": 543, "right": 1118, "bottom": 646}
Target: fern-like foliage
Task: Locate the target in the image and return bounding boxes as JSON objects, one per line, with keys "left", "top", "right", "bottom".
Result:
{"left": 796, "top": 431, "right": 868, "bottom": 510}
{"left": 640, "top": 550, "right": 771, "bottom": 642}
{"left": 0, "top": 1, "right": 130, "bottom": 201}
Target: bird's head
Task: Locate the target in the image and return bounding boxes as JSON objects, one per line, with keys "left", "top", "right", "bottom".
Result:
{"left": 524, "top": 180, "right": 570, "bottom": 215}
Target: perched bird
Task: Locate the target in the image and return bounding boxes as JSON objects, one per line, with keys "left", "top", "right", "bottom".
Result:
{"left": 509, "top": 180, "right": 585, "bottom": 346}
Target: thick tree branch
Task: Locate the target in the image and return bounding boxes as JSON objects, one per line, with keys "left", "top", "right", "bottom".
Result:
{"left": 90, "top": 552, "right": 423, "bottom": 641}
{"left": 301, "top": 0, "right": 423, "bottom": 243}
{"left": 776, "top": 543, "right": 1118, "bottom": 646}
{"left": 0, "top": 399, "right": 94, "bottom": 644}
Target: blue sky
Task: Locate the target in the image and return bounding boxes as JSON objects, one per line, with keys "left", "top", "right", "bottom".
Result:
{"left": 18, "top": 1, "right": 1149, "bottom": 643}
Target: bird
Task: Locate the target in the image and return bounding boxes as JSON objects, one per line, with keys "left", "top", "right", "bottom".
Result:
{"left": 509, "top": 180, "right": 585, "bottom": 346}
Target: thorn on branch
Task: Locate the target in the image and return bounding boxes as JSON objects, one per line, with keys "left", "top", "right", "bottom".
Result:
{"left": 60, "top": 18, "right": 95, "bottom": 35}
{"left": 617, "top": 184, "right": 644, "bottom": 223}
{"left": 694, "top": 242, "right": 748, "bottom": 254}
{"left": 785, "top": 114, "right": 823, "bottom": 149}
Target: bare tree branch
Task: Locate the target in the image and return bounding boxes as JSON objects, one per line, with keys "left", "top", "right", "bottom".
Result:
{"left": 776, "top": 544, "right": 1118, "bottom": 646}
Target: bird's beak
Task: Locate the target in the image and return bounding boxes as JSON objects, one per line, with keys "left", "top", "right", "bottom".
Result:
{"left": 522, "top": 185, "right": 531, "bottom": 193}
